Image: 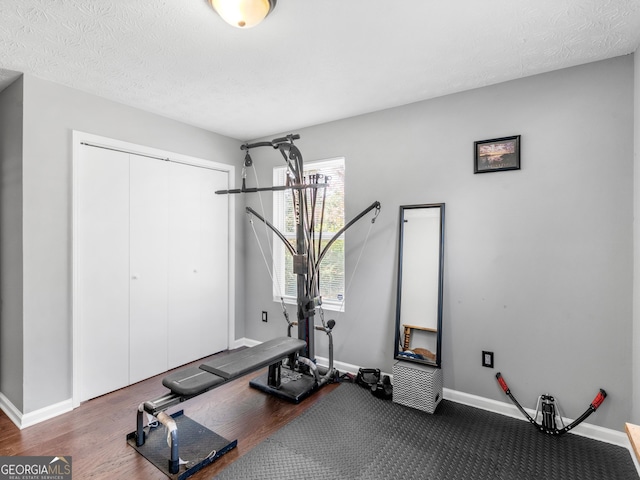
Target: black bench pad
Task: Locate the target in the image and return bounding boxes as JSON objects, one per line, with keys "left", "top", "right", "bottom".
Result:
{"left": 162, "top": 365, "right": 226, "bottom": 396}
{"left": 200, "top": 337, "right": 306, "bottom": 380}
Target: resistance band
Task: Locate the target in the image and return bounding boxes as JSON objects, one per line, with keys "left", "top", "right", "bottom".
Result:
{"left": 496, "top": 372, "right": 606, "bottom": 436}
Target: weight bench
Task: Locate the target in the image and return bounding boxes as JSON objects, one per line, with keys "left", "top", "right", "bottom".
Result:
{"left": 128, "top": 337, "right": 306, "bottom": 478}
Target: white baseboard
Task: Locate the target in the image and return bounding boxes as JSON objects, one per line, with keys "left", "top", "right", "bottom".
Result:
{"left": 0, "top": 391, "right": 73, "bottom": 429}
{"left": 0, "top": 391, "right": 23, "bottom": 428}
{"left": 233, "top": 337, "right": 261, "bottom": 348}
{"left": 21, "top": 399, "right": 73, "bottom": 429}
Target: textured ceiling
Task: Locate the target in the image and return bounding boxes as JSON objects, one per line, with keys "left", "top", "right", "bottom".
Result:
{"left": 1, "top": 1, "right": 639, "bottom": 140}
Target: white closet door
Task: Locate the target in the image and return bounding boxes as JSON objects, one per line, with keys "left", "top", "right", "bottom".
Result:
{"left": 77, "top": 146, "right": 130, "bottom": 401}
{"left": 77, "top": 142, "right": 230, "bottom": 398}
{"left": 168, "top": 162, "right": 203, "bottom": 367}
{"left": 168, "top": 163, "right": 229, "bottom": 367}
{"left": 198, "top": 168, "right": 229, "bottom": 357}
{"left": 129, "top": 155, "right": 169, "bottom": 383}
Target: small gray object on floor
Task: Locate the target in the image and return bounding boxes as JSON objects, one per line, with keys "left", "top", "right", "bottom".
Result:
{"left": 213, "top": 383, "right": 638, "bottom": 480}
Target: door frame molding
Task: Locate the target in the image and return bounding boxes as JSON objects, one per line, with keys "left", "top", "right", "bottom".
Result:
{"left": 71, "top": 131, "right": 236, "bottom": 408}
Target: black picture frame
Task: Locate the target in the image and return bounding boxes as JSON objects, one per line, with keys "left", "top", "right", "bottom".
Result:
{"left": 474, "top": 135, "right": 521, "bottom": 174}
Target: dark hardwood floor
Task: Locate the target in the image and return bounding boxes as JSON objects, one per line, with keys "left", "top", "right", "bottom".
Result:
{"left": 0, "top": 352, "right": 339, "bottom": 479}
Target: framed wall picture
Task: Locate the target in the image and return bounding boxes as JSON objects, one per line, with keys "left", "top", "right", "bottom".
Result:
{"left": 474, "top": 135, "right": 521, "bottom": 173}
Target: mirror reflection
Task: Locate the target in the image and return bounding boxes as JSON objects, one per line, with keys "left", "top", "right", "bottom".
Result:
{"left": 394, "top": 204, "right": 445, "bottom": 367}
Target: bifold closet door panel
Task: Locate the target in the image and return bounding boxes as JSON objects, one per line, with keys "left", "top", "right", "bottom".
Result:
{"left": 168, "top": 162, "right": 204, "bottom": 367}
{"left": 167, "top": 163, "right": 229, "bottom": 368}
{"left": 129, "top": 155, "right": 169, "bottom": 383}
{"left": 77, "top": 146, "right": 130, "bottom": 401}
{"left": 198, "top": 168, "right": 229, "bottom": 358}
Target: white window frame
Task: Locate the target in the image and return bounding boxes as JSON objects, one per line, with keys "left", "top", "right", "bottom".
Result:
{"left": 272, "top": 157, "right": 345, "bottom": 312}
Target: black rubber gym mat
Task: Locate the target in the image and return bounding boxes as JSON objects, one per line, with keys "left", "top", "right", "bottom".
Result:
{"left": 213, "top": 382, "right": 638, "bottom": 480}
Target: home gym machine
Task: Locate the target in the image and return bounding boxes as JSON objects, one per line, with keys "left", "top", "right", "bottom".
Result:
{"left": 216, "top": 133, "right": 381, "bottom": 402}
{"left": 129, "top": 135, "right": 380, "bottom": 478}
{"left": 496, "top": 372, "right": 607, "bottom": 436}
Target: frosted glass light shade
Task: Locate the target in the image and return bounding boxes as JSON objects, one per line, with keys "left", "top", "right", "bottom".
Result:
{"left": 209, "top": 0, "right": 276, "bottom": 29}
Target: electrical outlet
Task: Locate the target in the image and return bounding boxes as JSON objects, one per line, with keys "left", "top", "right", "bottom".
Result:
{"left": 482, "top": 351, "right": 494, "bottom": 368}
{"left": 262, "top": 311, "right": 268, "bottom": 322}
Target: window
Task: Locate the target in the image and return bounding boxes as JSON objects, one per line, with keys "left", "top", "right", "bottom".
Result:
{"left": 272, "top": 157, "right": 345, "bottom": 310}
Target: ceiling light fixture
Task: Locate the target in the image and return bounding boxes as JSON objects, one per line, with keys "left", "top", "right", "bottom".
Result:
{"left": 209, "top": 0, "right": 277, "bottom": 29}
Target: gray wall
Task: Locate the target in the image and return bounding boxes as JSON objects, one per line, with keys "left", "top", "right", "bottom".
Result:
{"left": 17, "top": 74, "right": 244, "bottom": 414}
{"left": 243, "top": 55, "right": 635, "bottom": 431}
{"left": 0, "top": 77, "right": 24, "bottom": 411}
{"left": 2, "top": 55, "right": 635, "bottom": 433}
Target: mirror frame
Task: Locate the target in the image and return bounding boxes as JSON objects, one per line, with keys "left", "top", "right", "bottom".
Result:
{"left": 393, "top": 203, "right": 445, "bottom": 368}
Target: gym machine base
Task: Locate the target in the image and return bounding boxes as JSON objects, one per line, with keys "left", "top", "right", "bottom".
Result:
{"left": 250, "top": 370, "right": 319, "bottom": 403}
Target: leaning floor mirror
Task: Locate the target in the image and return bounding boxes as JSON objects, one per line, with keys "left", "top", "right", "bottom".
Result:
{"left": 394, "top": 203, "right": 445, "bottom": 367}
